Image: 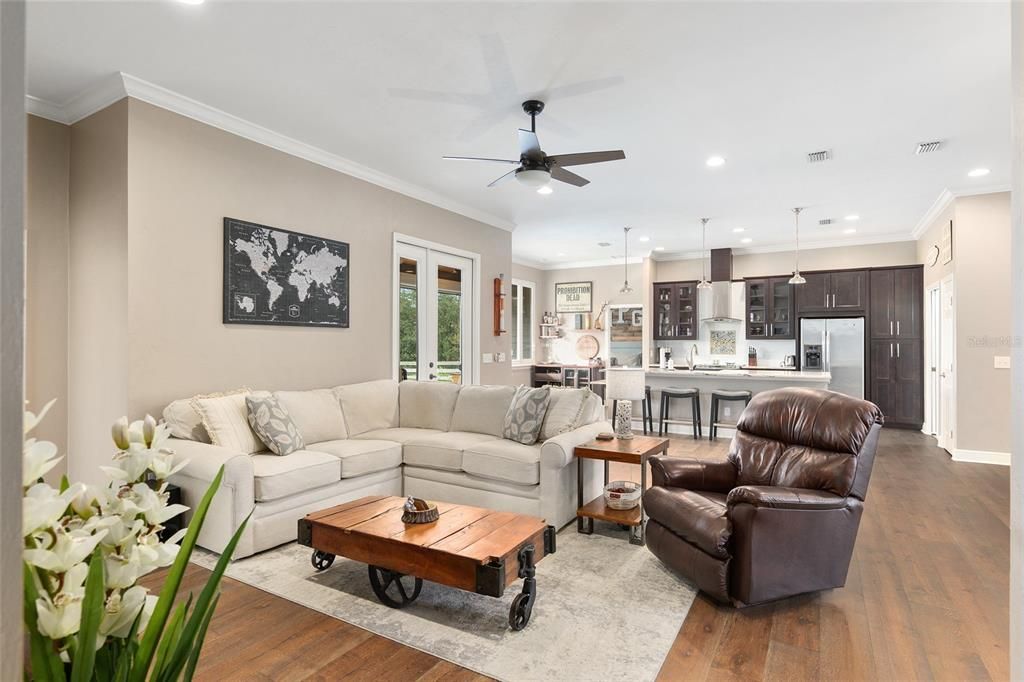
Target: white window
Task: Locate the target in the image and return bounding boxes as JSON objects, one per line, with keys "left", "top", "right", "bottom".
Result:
{"left": 510, "top": 279, "right": 535, "bottom": 365}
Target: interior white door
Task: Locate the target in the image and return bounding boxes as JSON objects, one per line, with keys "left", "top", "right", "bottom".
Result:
{"left": 394, "top": 241, "right": 474, "bottom": 384}
{"left": 938, "top": 277, "right": 955, "bottom": 452}
{"left": 925, "top": 286, "right": 942, "bottom": 437}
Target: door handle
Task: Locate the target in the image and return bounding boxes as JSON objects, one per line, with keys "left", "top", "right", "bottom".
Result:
{"left": 896, "top": 320, "right": 900, "bottom": 335}
{"left": 890, "top": 343, "right": 894, "bottom": 358}
{"left": 832, "top": 293, "right": 836, "bottom": 308}
{"left": 890, "top": 320, "right": 893, "bottom": 335}
{"left": 897, "top": 343, "right": 900, "bottom": 359}
{"left": 429, "top": 374, "right": 437, "bottom": 380}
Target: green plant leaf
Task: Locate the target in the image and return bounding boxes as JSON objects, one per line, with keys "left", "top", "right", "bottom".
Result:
{"left": 158, "top": 511, "right": 251, "bottom": 682}
{"left": 70, "top": 547, "right": 106, "bottom": 682}
{"left": 128, "top": 465, "right": 224, "bottom": 682}
{"left": 152, "top": 596, "right": 190, "bottom": 680}
{"left": 59, "top": 474, "right": 70, "bottom": 493}
{"left": 183, "top": 593, "right": 219, "bottom": 682}
{"left": 23, "top": 562, "right": 66, "bottom": 682}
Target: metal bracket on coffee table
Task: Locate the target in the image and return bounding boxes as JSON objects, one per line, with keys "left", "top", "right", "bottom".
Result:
{"left": 297, "top": 518, "right": 312, "bottom": 547}
{"left": 475, "top": 559, "right": 506, "bottom": 598}
{"left": 508, "top": 544, "right": 537, "bottom": 631}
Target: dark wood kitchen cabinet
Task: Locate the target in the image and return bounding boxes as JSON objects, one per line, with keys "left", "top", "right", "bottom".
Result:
{"left": 745, "top": 277, "right": 794, "bottom": 339}
{"left": 869, "top": 338, "right": 923, "bottom": 427}
{"left": 653, "top": 281, "right": 699, "bottom": 340}
{"left": 870, "top": 266, "right": 923, "bottom": 338}
{"left": 796, "top": 269, "right": 868, "bottom": 314}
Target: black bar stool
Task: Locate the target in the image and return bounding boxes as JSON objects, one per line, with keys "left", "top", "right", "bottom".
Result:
{"left": 709, "top": 389, "right": 752, "bottom": 441}
{"left": 658, "top": 387, "right": 702, "bottom": 439}
{"left": 612, "top": 386, "right": 654, "bottom": 435}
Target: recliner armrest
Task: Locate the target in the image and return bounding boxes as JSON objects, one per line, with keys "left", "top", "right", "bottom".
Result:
{"left": 726, "top": 485, "right": 848, "bottom": 510}
{"left": 649, "top": 455, "right": 736, "bottom": 492}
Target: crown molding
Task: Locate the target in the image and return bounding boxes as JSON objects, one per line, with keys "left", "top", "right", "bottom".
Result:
{"left": 26, "top": 73, "right": 515, "bottom": 232}
{"left": 911, "top": 184, "right": 1012, "bottom": 240}
{"left": 520, "top": 255, "right": 644, "bottom": 271}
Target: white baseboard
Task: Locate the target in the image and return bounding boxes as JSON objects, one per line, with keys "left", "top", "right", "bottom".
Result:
{"left": 951, "top": 449, "right": 1011, "bottom": 466}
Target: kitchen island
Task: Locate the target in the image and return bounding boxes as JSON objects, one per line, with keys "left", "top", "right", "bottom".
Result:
{"left": 640, "top": 367, "right": 832, "bottom": 437}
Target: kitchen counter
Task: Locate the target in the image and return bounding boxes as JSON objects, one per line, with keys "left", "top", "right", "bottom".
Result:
{"left": 646, "top": 367, "right": 831, "bottom": 382}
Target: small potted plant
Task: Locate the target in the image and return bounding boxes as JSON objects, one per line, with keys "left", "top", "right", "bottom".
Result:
{"left": 22, "top": 401, "right": 249, "bottom": 681}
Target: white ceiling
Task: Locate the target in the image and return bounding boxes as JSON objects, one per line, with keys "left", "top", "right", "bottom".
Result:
{"left": 27, "top": 1, "right": 1010, "bottom": 268}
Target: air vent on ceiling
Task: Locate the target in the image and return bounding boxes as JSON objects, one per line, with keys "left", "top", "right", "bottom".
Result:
{"left": 597, "top": 242, "right": 611, "bottom": 247}
{"left": 915, "top": 140, "right": 943, "bottom": 155}
{"left": 818, "top": 218, "right": 834, "bottom": 226}
{"left": 807, "top": 149, "right": 832, "bottom": 163}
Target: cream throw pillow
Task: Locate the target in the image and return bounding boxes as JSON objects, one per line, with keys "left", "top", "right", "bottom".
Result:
{"left": 163, "top": 387, "right": 250, "bottom": 443}
{"left": 539, "top": 387, "right": 590, "bottom": 441}
{"left": 192, "top": 391, "right": 265, "bottom": 454}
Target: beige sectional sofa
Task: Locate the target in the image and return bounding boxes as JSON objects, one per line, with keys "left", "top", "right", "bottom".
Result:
{"left": 166, "top": 379, "right": 610, "bottom": 558}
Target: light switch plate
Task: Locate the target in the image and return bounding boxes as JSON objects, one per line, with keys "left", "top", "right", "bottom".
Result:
{"left": 482, "top": 353, "right": 494, "bottom": 364}
{"left": 994, "top": 356, "right": 1011, "bottom": 369}
{"left": 494, "top": 352, "right": 506, "bottom": 363}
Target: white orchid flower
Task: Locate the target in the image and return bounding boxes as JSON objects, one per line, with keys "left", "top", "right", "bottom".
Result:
{"left": 69, "top": 484, "right": 107, "bottom": 519}
{"left": 100, "top": 585, "right": 148, "bottom": 639}
{"left": 24, "top": 527, "right": 107, "bottom": 573}
{"left": 136, "top": 594, "right": 158, "bottom": 637}
{"left": 24, "top": 399, "right": 56, "bottom": 436}
{"left": 149, "top": 451, "right": 187, "bottom": 480}
{"left": 111, "top": 416, "right": 130, "bottom": 451}
{"left": 104, "top": 551, "right": 143, "bottom": 590}
{"left": 22, "top": 482, "right": 81, "bottom": 536}
{"left": 35, "top": 562, "right": 88, "bottom": 640}
{"left": 23, "top": 438, "right": 63, "bottom": 487}
{"left": 130, "top": 483, "right": 188, "bottom": 526}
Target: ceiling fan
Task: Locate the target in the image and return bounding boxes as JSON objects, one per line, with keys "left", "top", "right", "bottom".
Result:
{"left": 442, "top": 100, "right": 626, "bottom": 192}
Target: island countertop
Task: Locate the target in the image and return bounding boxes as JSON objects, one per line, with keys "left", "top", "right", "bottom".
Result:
{"left": 644, "top": 368, "right": 831, "bottom": 382}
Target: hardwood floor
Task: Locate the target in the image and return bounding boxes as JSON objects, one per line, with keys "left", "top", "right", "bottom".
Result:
{"left": 146, "top": 428, "right": 1009, "bottom": 681}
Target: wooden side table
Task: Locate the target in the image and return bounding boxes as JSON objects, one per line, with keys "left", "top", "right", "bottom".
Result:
{"left": 574, "top": 436, "right": 670, "bottom": 545}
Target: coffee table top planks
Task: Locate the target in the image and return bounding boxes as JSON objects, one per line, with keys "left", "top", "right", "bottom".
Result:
{"left": 574, "top": 435, "right": 670, "bottom": 465}
{"left": 298, "top": 496, "right": 552, "bottom": 597}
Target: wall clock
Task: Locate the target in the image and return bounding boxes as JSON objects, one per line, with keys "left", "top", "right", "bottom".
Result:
{"left": 575, "top": 334, "right": 600, "bottom": 361}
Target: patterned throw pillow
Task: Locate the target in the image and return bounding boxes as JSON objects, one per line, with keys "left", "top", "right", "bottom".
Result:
{"left": 246, "top": 393, "right": 305, "bottom": 456}
{"left": 503, "top": 385, "right": 551, "bottom": 445}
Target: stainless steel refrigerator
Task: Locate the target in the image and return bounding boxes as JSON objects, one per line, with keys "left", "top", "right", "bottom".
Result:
{"left": 799, "top": 317, "right": 865, "bottom": 398}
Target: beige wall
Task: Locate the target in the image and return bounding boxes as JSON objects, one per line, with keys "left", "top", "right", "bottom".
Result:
{"left": 954, "top": 193, "right": 1011, "bottom": 454}
{"left": 26, "top": 115, "right": 69, "bottom": 479}
{"left": 68, "top": 100, "right": 129, "bottom": 483}
{"left": 654, "top": 240, "right": 920, "bottom": 282}
{"left": 34, "top": 97, "right": 514, "bottom": 483}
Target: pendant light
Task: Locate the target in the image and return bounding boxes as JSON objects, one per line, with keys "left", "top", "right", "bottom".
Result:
{"left": 789, "top": 207, "right": 806, "bottom": 285}
{"left": 619, "top": 226, "right": 633, "bottom": 294}
{"left": 696, "top": 218, "right": 712, "bottom": 289}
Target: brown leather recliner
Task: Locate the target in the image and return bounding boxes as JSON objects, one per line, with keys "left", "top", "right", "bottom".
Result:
{"left": 644, "top": 387, "right": 883, "bottom": 607}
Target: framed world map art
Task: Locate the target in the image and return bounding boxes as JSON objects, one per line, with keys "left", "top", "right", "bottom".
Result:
{"left": 223, "top": 217, "right": 350, "bottom": 327}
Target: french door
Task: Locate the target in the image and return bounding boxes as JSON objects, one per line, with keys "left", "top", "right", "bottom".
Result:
{"left": 394, "top": 239, "right": 475, "bottom": 384}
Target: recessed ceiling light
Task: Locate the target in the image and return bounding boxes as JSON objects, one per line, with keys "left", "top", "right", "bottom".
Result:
{"left": 654, "top": 246, "right": 665, "bottom": 251}
{"left": 740, "top": 238, "right": 752, "bottom": 244}
{"left": 706, "top": 155, "right": 726, "bottom": 167}
{"left": 967, "top": 168, "right": 990, "bottom": 177}
{"left": 177, "top": 0, "right": 205, "bottom": 5}
{"left": 556, "top": 252, "right": 566, "bottom": 257}
{"left": 638, "top": 236, "right": 650, "bottom": 242}
{"left": 732, "top": 227, "right": 745, "bottom": 233}
{"left": 844, "top": 214, "right": 860, "bottom": 221}
{"left": 597, "top": 242, "right": 611, "bottom": 247}
{"left": 843, "top": 228, "right": 857, "bottom": 235}
{"left": 537, "top": 186, "right": 553, "bottom": 195}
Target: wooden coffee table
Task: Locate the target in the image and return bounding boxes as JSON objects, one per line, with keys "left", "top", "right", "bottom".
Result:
{"left": 297, "top": 496, "right": 555, "bottom": 630}
{"left": 574, "top": 435, "right": 670, "bottom": 545}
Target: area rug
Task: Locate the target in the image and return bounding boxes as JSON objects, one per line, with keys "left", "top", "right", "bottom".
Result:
{"left": 193, "top": 525, "right": 697, "bottom": 681}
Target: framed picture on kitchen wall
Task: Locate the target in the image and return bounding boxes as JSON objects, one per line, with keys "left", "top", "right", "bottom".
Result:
{"left": 555, "top": 280, "right": 593, "bottom": 313}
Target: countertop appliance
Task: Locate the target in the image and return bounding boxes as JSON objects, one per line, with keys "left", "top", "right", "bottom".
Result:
{"left": 782, "top": 354, "right": 797, "bottom": 367}
{"left": 799, "top": 317, "right": 865, "bottom": 398}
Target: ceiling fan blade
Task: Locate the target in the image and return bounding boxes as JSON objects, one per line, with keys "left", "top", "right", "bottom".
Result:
{"left": 518, "top": 129, "right": 542, "bottom": 159}
{"left": 550, "top": 166, "right": 589, "bottom": 187}
{"left": 443, "top": 156, "right": 519, "bottom": 164}
{"left": 547, "top": 150, "right": 626, "bottom": 167}
{"left": 487, "top": 168, "right": 518, "bottom": 187}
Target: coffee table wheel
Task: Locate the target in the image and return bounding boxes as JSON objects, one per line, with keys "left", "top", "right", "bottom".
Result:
{"left": 368, "top": 565, "right": 422, "bottom": 608}
{"left": 311, "top": 550, "right": 335, "bottom": 571}
{"left": 508, "top": 591, "right": 534, "bottom": 631}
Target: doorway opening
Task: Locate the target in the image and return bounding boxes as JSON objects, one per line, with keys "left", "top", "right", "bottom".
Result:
{"left": 393, "top": 235, "right": 479, "bottom": 385}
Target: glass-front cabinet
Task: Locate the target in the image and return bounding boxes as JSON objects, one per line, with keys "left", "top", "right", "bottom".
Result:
{"left": 745, "top": 277, "right": 794, "bottom": 340}
{"left": 653, "top": 281, "right": 699, "bottom": 340}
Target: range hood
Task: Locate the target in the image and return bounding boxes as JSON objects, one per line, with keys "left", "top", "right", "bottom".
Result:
{"left": 701, "top": 248, "right": 742, "bottom": 323}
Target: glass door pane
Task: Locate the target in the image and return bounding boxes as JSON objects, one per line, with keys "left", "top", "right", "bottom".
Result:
{"left": 434, "top": 263, "right": 463, "bottom": 383}
{"left": 510, "top": 283, "right": 519, "bottom": 362}
{"left": 398, "top": 257, "right": 420, "bottom": 380}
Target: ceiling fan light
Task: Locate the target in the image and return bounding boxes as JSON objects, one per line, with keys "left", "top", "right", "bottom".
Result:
{"left": 536, "top": 185, "right": 553, "bottom": 195}
{"left": 697, "top": 279, "right": 713, "bottom": 290}
{"left": 516, "top": 168, "right": 551, "bottom": 188}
